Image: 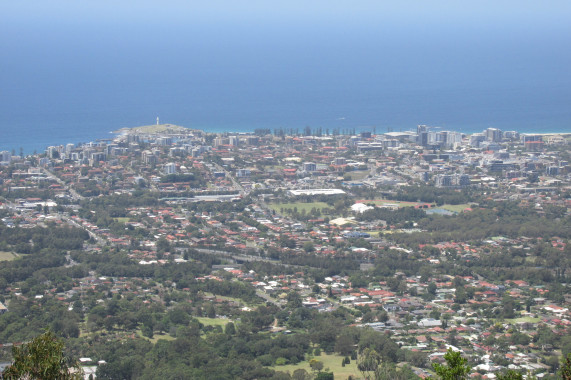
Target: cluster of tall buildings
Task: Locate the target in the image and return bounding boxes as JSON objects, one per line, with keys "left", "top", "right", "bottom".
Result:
{"left": 434, "top": 173, "right": 471, "bottom": 188}
{"left": 0, "top": 151, "right": 12, "bottom": 164}
{"left": 213, "top": 135, "right": 259, "bottom": 148}
{"left": 416, "top": 125, "right": 544, "bottom": 151}
{"left": 416, "top": 125, "right": 463, "bottom": 149}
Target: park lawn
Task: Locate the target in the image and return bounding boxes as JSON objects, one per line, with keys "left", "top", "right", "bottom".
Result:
{"left": 195, "top": 317, "right": 232, "bottom": 327}
{"left": 114, "top": 217, "right": 130, "bottom": 223}
{"left": 0, "top": 251, "right": 18, "bottom": 261}
{"left": 201, "top": 292, "right": 251, "bottom": 305}
{"left": 356, "top": 199, "right": 471, "bottom": 213}
{"left": 136, "top": 329, "right": 176, "bottom": 343}
{"left": 269, "top": 202, "right": 332, "bottom": 214}
{"left": 525, "top": 256, "right": 537, "bottom": 264}
{"left": 271, "top": 353, "right": 359, "bottom": 380}
{"left": 356, "top": 199, "right": 432, "bottom": 208}
{"left": 201, "top": 292, "right": 266, "bottom": 308}
{"left": 504, "top": 317, "right": 541, "bottom": 324}
{"left": 440, "top": 204, "right": 472, "bottom": 213}
{"left": 345, "top": 170, "right": 369, "bottom": 181}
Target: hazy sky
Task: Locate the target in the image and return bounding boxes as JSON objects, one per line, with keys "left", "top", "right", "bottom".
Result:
{"left": 3, "top": 0, "right": 570, "bottom": 64}
{"left": 3, "top": 1, "right": 570, "bottom": 31}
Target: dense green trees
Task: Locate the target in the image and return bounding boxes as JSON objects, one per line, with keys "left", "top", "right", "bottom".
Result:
{"left": 560, "top": 353, "right": 571, "bottom": 380}
{"left": 357, "top": 328, "right": 401, "bottom": 364}
{"left": 432, "top": 348, "right": 471, "bottom": 380}
{"left": 394, "top": 186, "right": 474, "bottom": 205}
{"left": 357, "top": 346, "right": 419, "bottom": 380}
{"left": 95, "top": 329, "right": 309, "bottom": 379}
{"left": 431, "top": 207, "right": 568, "bottom": 241}
{"left": 2, "top": 330, "right": 82, "bottom": 380}
{"left": 356, "top": 206, "right": 426, "bottom": 225}
{"left": 0, "top": 224, "right": 88, "bottom": 253}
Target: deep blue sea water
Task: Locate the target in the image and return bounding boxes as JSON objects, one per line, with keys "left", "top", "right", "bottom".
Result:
{"left": 1, "top": 1, "right": 570, "bottom": 154}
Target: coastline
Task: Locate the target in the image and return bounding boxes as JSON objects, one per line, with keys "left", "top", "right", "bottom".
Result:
{"left": 2, "top": 123, "right": 570, "bottom": 155}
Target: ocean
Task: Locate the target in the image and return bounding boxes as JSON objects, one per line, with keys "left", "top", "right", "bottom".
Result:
{"left": 1, "top": 1, "right": 570, "bottom": 154}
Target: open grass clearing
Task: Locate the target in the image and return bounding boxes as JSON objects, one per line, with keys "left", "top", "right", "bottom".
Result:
{"left": 356, "top": 199, "right": 472, "bottom": 214}
{"left": 0, "top": 251, "right": 18, "bottom": 261}
{"left": 356, "top": 199, "right": 433, "bottom": 208}
{"left": 344, "top": 170, "right": 369, "bottom": 181}
{"left": 439, "top": 204, "right": 472, "bottom": 213}
{"left": 135, "top": 329, "right": 176, "bottom": 343}
{"left": 270, "top": 353, "right": 358, "bottom": 379}
{"left": 201, "top": 293, "right": 243, "bottom": 304}
{"left": 503, "top": 316, "right": 541, "bottom": 324}
{"left": 113, "top": 217, "right": 131, "bottom": 223}
{"left": 269, "top": 201, "right": 333, "bottom": 214}
{"left": 200, "top": 292, "right": 263, "bottom": 307}
{"left": 525, "top": 256, "right": 537, "bottom": 264}
{"left": 195, "top": 317, "right": 232, "bottom": 327}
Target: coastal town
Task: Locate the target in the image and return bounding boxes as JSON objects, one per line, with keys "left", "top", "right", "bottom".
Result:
{"left": 0, "top": 124, "right": 570, "bottom": 379}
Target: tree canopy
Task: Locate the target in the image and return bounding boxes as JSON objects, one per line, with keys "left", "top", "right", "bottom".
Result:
{"left": 2, "top": 330, "right": 82, "bottom": 380}
{"left": 432, "top": 348, "right": 471, "bottom": 380}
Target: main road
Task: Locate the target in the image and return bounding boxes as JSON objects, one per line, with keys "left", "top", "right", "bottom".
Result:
{"left": 42, "top": 167, "right": 84, "bottom": 201}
